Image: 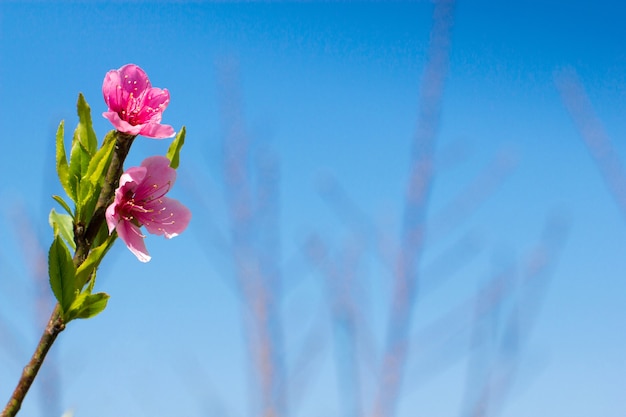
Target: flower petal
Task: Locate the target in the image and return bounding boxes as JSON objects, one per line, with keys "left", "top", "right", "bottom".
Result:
{"left": 102, "top": 70, "right": 123, "bottom": 111}
{"left": 105, "top": 201, "right": 119, "bottom": 234}
{"left": 102, "top": 111, "right": 144, "bottom": 135}
{"left": 134, "top": 156, "right": 177, "bottom": 202}
{"left": 139, "top": 123, "right": 175, "bottom": 139}
{"left": 136, "top": 87, "right": 170, "bottom": 122}
{"left": 118, "top": 166, "right": 147, "bottom": 194}
{"left": 116, "top": 219, "right": 151, "bottom": 263}
{"left": 118, "top": 64, "right": 151, "bottom": 98}
{"left": 106, "top": 165, "right": 147, "bottom": 235}
{"left": 142, "top": 197, "right": 192, "bottom": 238}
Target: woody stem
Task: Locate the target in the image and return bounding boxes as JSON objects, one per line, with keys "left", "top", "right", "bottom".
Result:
{"left": 1, "top": 131, "right": 136, "bottom": 417}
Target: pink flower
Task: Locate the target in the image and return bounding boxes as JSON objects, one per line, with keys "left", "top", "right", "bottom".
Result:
{"left": 105, "top": 156, "right": 191, "bottom": 262}
{"left": 102, "top": 64, "right": 175, "bottom": 138}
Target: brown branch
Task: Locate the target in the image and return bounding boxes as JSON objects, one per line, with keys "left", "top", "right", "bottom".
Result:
{"left": 1, "top": 305, "right": 64, "bottom": 417}
{"left": 76, "top": 132, "right": 135, "bottom": 264}
{"left": 1, "top": 131, "right": 135, "bottom": 417}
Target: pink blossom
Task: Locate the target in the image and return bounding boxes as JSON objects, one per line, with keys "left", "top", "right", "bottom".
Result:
{"left": 105, "top": 156, "right": 191, "bottom": 262}
{"left": 102, "top": 64, "right": 175, "bottom": 138}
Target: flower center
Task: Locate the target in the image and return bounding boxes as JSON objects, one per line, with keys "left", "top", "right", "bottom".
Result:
{"left": 118, "top": 180, "right": 172, "bottom": 226}
{"left": 120, "top": 91, "right": 144, "bottom": 126}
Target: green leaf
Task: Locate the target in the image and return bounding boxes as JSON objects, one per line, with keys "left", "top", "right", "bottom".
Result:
{"left": 55, "top": 121, "right": 74, "bottom": 202}
{"left": 49, "top": 209, "right": 76, "bottom": 251}
{"left": 166, "top": 126, "right": 186, "bottom": 169}
{"left": 66, "top": 292, "right": 109, "bottom": 320}
{"left": 91, "top": 217, "right": 111, "bottom": 248}
{"left": 52, "top": 195, "right": 74, "bottom": 218}
{"left": 75, "top": 234, "right": 115, "bottom": 289}
{"left": 69, "top": 94, "right": 98, "bottom": 221}
{"left": 68, "top": 144, "right": 90, "bottom": 216}
{"left": 48, "top": 235, "right": 77, "bottom": 315}
{"left": 87, "top": 130, "right": 116, "bottom": 185}
{"left": 78, "top": 183, "right": 100, "bottom": 226}
{"left": 77, "top": 130, "right": 117, "bottom": 223}
{"left": 75, "top": 93, "right": 98, "bottom": 155}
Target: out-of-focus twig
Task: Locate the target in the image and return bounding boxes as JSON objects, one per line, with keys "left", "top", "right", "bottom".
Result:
{"left": 426, "top": 150, "right": 516, "bottom": 245}
{"left": 555, "top": 68, "right": 626, "bottom": 219}
{"left": 372, "top": 1, "right": 456, "bottom": 416}
{"left": 218, "top": 57, "right": 287, "bottom": 417}
{"left": 305, "top": 235, "right": 368, "bottom": 417}
{"left": 461, "top": 214, "right": 569, "bottom": 417}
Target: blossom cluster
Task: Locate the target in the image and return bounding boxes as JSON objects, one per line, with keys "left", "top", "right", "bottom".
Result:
{"left": 102, "top": 64, "right": 191, "bottom": 262}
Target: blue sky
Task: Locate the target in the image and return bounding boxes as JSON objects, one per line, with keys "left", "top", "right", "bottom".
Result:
{"left": 1, "top": 2, "right": 626, "bottom": 417}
